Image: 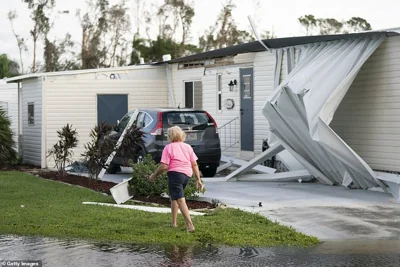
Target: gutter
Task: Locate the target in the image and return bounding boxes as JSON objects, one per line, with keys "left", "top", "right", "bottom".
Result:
{"left": 165, "top": 63, "right": 176, "bottom": 107}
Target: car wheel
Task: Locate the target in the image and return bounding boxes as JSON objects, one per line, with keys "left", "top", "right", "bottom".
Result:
{"left": 200, "top": 166, "right": 218, "bottom": 177}
{"left": 136, "top": 150, "right": 146, "bottom": 164}
{"left": 107, "top": 163, "right": 120, "bottom": 174}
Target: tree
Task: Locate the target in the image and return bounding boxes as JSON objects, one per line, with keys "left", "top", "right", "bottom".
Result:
{"left": 0, "top": 54, "right": 20, "bottom": 79}
{"left": 23, "top": 0, "right": 56, "bottom": 73}
{"left": 198, "top": 0, "right": 254, "bottom": 52}
{"left": 44, "top": 34, "right": 80, "bottom": 72}
{"left": 317, "top": 18, "right": 343, "bottom": 35}
{"left": 0, "top": 107, "right": 17, "bottom": 167}
{"left": 8, "top": 10, "right": 28, "bottom": 74}
{"left": 107, "top": 1, "right": 131, "bottom": 67}
{"left": 298, "top": 15, "right": 317, "bottom": 36}
{"left": 77, "top": 0, "right": 109, "bottom": 69}
{"left": 298, "top": 14, "right": 372, "bottom": 35}
{"left": 346, "top": 17, "right": 372, "bottom": 33}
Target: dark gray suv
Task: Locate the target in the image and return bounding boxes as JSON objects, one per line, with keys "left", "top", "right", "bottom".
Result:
{"left": 108, "top": 108, "right": 221, "bottom": 177}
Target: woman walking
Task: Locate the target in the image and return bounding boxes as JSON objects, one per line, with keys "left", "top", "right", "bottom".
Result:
{"left": 149, "top": 126, "right": 202, "bottom": 232}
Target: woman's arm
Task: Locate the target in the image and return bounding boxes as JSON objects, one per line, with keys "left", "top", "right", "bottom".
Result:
{"left": 192, "top": 161, "right": 203, "bottom": 190}
{"left": 149, "top": 163, "right": 168, "bottom": 181}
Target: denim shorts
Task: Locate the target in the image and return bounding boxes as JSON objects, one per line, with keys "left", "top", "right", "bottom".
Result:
{"left": 167, "top": 171, "right": 190, "bottom": 200}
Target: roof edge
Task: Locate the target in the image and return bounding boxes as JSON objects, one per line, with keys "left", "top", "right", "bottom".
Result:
{"left": 6, "top": 64, "right": 162, "bottom": 82}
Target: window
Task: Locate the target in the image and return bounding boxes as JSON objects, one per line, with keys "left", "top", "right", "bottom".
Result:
{"left": 243, "top": 75, "right": 252, "bottom": 99}
{"left": 0, "top": 102, "right": 8, "bottom": 116}
{"left": 217, "top": 74, "right": 222, "bottom": 112}
{"left": 185, "top": 82, "right": 194, "bottom": 108}
{"left": 143, "top": 114, "right": 153, "bottom": 128}
{"left": 116, "top": 113, "right": 132, "bottom": 132}
{"left": 184, "top": 81, "right": 202, "bottom": 109}
{"left": 136, "top": 112, "right": 153, "bottom": 129}
{"left": 28, "top": 102, "right": 34, "bottom": 125}
{"left": 163, "top": 112, "right": 209, "bottom": 127}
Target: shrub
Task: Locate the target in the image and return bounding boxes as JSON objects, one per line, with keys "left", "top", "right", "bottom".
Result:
{"left": 128, "top": 155, "right": 206, "bottom": 199}
{"left": 82, "top": 123, "right": 143, "bottom": 179}
{"left": 117, "top": 125, "right": 143, "bottom": 165}
{"left": 47, "top": 124, "right": 78, "bottom": 177}
{"left": 0, "top": 107, "right": 17, "bottom": 166}
{"left": 82, "top": 123, "right": 115, "bottom": 179}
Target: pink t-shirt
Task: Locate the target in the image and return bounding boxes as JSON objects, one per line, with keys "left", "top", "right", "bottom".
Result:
{"left": 160, "top": 142, "right": 198, "bottom": 177}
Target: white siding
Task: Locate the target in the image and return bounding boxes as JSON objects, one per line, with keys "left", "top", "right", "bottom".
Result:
{"left": 331, "top": 36, "right": 400, "bottom": 172}
{"left": 253, "top": 51, "right": 276, "bottom": 154}
{"left": 203, "top": 66, "right": 241, "bottom": 157}
{"left": 170, "top": 65, "right": 204, "bottom": 107}
{"left": 44, "top": 67, "right": 168, "bottom": 167}
{"left": 171, "top": 52, "right": 276, "bottom": 157}
{"left": 21, "top": 78, "right": 42, "bottom": 166}
{"left": 0, "top": 83, "right": 19, "bottom": 152}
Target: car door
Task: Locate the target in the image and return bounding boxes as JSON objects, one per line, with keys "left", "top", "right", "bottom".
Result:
{"left": 136, "top": 112, "right": 154, "bottom": 151}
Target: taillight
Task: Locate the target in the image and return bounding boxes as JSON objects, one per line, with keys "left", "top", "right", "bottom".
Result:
{"left": 150, "top": 112, "right": 163, "bottom": 136}
{"left": 205, "top": 111, "right": 218, "bottom": 134}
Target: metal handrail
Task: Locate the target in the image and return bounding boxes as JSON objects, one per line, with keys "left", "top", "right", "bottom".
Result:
{"left": 218, "top": 117, "right": 239, "bottom": 152}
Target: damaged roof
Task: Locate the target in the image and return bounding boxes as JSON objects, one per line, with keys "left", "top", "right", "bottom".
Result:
{"left": 168, "top": 30, "right": 400, "bottom": 64}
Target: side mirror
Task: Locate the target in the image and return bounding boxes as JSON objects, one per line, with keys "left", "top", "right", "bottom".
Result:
{"left": 117, "top": 120, "right": 120, "bottom": 125}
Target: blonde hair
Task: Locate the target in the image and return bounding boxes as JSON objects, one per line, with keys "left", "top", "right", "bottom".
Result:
{"left": 168, "top": 126, "right": 186, "bottom": 142}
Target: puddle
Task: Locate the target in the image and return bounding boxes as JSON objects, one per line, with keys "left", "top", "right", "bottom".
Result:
{"left": 1, "top": 235, "right": 400, "bottom": 266}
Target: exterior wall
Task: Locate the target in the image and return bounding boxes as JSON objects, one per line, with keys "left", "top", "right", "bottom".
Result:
{"left": 203, "top": 65, "right": 242, "bottom": 157}
{"left": 0, "top": 83, "right": 19, "bottom": 152}
{"left": 170, "top": 65, "right": 204, "bottom": 108}
{"left": 331, "top": 36, "right": 400, "bottom": 172}
{"left": 44, "top": 66, "right": 168, "bottom": 167}
{"left": 21, "top": 78, "right": 43, "bottom": 166}
{"left": 253, "top": 51, "right": 276, "bottom": 154}
{"left": 171, "top": 52, "right": 276, "bottom": 158}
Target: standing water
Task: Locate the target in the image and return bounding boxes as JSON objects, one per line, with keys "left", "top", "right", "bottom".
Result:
{"left": 1, "top": 235, "right": 400, "bottom": 266}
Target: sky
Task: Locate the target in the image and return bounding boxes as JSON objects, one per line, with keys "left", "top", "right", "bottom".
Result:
{"left": 0, "top": 0, "right": 399, "bottom": 72}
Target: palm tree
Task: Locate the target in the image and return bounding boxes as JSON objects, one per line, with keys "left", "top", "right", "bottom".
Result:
{"left": 0, "top": 107, "right": 17, "bottom": 166}
{"left": 0, "top": 54, "right": 20, "bottom": 79}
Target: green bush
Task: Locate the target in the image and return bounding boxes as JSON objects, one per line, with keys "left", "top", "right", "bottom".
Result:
{"left": 0, "top": 107, "right": 17, "bottom": 166}
{"left": 128, "top": 155, "right": 206, "bottom": 199}
{"left": 47, "top": 124, "right": 78, "bottom": 177}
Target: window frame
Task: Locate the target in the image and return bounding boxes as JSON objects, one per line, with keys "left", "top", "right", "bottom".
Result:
{"left": 184, "top": 81, "right": 194, "bottom": 109}
{"left": 28, "top": 102, "right": 35, "bottom": 125}
{"left": 217, "top": 74, "right": 222, "bottom": 113}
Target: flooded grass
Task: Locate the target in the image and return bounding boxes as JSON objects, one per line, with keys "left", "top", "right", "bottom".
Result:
{"left": 0, "top": 171, "right": 319, "bottom": 247}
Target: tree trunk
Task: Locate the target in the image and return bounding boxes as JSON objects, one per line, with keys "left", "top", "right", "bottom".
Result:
{"left": 19, "top": 48, "right": 24, "bottom": 74}
{"left": 33, "top": 38, "right": 37, "bottom": 73}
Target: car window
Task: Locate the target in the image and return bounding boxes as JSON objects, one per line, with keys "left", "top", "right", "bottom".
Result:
{"left": 117, "top": 112, "right": 138, "bottom": 132}
{"left": 136, "top": 112, "right": 145, "bottom": 128}
{"left": 117, "top": 114, "right": 131, "bottom": 132}
{"left": 143, "top": 114, "right": 152, "bottom": 128}
{"left": 136, "top": 112, "right": 153, "bottom": 129}
{"left": 163, "top": 112, "right": 209, "bottom": 127}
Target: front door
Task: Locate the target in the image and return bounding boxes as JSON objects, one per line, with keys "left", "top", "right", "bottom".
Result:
{"left": 240, "top": 68, "right": 254, "bottom": 151}
{"left": 97, "top": 94, "right": 128, "bottom": 127}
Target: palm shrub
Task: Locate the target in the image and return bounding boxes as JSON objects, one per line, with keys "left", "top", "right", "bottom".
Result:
{"left": 0, "top": 107, "right": 17, "bottom": 166}
{"left": 47, "top": 124, "right": 79, "bottom": 178}
{"left": 128, "top": 155, "right": 206, "bottom": 199}
{"left": 118, "top": 125, "right": 144, "bottom": 165}
{"left": 82, "top": 122, "right": 115, "bottom": 180}
{"left": 82, "top": 123, "right": 144, "bottom": 180}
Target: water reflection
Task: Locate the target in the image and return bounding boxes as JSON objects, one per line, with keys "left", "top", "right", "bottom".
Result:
{"left": 1, "top": 235, "right": 400, "bottom": 267}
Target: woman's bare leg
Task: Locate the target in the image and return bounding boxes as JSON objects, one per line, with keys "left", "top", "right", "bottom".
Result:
{"left": 176, "top": 198, "right": 195, "bottom": 231}
{"left": 171, "top": 200, "right": 179, "bottom": 227}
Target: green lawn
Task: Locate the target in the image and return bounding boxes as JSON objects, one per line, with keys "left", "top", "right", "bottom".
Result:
{"left": 0, "top": 171, "right": 319, "bottom": 247}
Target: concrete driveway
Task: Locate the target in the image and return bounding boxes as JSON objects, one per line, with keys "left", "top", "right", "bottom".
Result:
{"left": 101, "top": 171, "right": 400, "bottom": 241}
